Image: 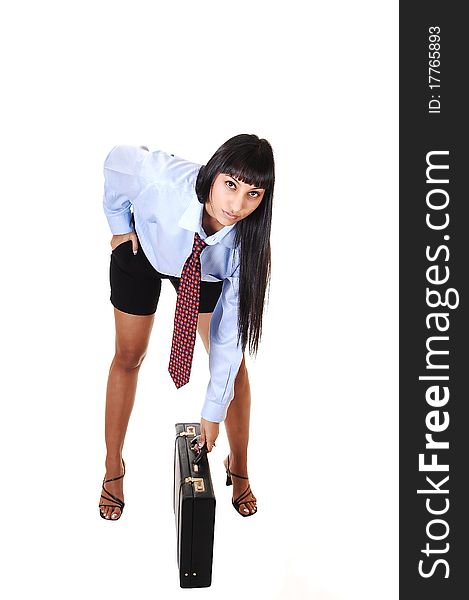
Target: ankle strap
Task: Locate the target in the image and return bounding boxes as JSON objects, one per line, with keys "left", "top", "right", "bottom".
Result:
{"left": 227, "top": 455, "right": 249, "bottom": 479}
{"left": 103, "top": 459, "right": 125, "bottom": 483}
{"left": 229, "top": 470, "right": 249, "bottom": 480}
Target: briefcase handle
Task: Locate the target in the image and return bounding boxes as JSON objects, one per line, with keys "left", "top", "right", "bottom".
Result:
{"left": 190, "top": 434, "right": 209, "bottom": 465}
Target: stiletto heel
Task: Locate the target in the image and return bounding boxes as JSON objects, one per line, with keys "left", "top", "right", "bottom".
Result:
{"left": 99, "top": 458, "right": 126, "bottom": 520}
{"left": 225, "top": 462, "right": 232, "bottom": 486}
{"left": 224, "top": 454, "right": 257, "bottom": 517}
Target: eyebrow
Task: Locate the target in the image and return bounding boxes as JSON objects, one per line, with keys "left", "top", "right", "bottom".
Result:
{"left": 227, "top": 175, "right": 263, "bottom": 190}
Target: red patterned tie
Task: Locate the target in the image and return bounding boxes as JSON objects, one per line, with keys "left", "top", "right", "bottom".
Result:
{"left": 168, "top": 232, "right": 208, "bottom": 388}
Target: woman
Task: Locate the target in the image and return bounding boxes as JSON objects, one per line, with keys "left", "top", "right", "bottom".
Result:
{"left": 99, "top": 134, "right": 275, "bottom": 520}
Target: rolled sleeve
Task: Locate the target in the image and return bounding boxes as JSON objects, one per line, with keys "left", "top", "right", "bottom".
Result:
{"left": 102, "top": 145, "right": 148, "bottom": 234}
{"left": 201, "top": 268, "right": 244, "bottom": 423}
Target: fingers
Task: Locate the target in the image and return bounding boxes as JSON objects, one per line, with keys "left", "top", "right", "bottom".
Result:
{"left": 110, "top": 232, "right": 138, "bottom": 253}
{"left": 205, "top": 438, "right": 217, "bottom": 452}
{"left": 198, "top": 431, "right": 205, "bottom": 449}
{"left": 198, "top": 433, "right": 216, "bottom": 453}
{"left": 131, "top": 233, "right": 139, "bottom": 255}
{"left": 199, "top": 418, "right": 219, "bottom": 452}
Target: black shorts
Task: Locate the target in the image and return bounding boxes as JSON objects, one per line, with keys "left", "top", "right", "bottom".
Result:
{"left": 109, "top": 238, "right": 223, "bottom": 316}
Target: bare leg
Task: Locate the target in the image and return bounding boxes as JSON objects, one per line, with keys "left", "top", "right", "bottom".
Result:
{"left": 197, "top": 314, "right": 257, "bottom": 515}
{"left": 223, "top": 358, "right": 257, "bottom": 514}
{"left": 99, "top": 307, "right": 155, "bottom": 519}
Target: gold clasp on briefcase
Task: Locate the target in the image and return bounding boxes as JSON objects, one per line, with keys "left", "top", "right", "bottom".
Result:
{"left": 179, "top": 425, "right": 197, "bottom": 436}
{"left": 184, "top": 477, "right": 205, "bottom": 492}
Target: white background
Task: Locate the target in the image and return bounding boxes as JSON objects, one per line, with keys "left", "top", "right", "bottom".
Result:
{"left": 1, "top": 1, "right": 398, "bottom": 598}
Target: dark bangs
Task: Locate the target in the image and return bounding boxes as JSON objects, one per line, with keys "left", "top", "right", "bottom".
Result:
{"left": 195, "top": 134, "right": 275, "bottom": 204}
{"left": 217, "top": 147, "right": 274, "bottom": 191}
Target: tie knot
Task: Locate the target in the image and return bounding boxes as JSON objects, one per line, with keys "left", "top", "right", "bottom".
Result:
{"left": 192, "top": 232, "right": 207, "bottom": 254}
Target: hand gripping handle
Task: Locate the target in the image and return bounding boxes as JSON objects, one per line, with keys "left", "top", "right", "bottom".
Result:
{"left": 190, "top": 434, "right": 208, "bottom": 465}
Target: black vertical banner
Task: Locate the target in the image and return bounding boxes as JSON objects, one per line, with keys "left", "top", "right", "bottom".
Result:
{"left": 400, "top": 3, "right": 467, "bottom": 597}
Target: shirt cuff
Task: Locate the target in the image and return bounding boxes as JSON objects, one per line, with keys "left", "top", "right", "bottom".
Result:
{"left": 200, "top": 397, "right": 232, "bottom": 423}
{"left": 105, "top": 210, "right": 135, "bottom": 235}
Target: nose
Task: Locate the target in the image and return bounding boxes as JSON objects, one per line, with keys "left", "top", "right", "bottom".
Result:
{"left": 228, "top": 194, "right": 244, "bottom": 215}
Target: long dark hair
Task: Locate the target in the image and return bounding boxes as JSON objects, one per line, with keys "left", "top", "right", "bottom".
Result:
{"left": 195, "top": 133, "right": 275, "bottom": 356}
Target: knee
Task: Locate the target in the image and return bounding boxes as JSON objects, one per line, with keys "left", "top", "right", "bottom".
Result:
{"left": 114, "top": 347, "right": 147, "bottom": 371}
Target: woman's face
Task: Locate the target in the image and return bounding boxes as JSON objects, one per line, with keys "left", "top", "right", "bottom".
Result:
{"left": 205, "top": 172, "right": 266, "bottom": 227}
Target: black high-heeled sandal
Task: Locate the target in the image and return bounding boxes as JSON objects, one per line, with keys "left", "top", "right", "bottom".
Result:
{"left": 225, "top": 454, "right": 257, "bottom": 517}
{"left": 99, "top": 458, "right": 126, "bottom": 520}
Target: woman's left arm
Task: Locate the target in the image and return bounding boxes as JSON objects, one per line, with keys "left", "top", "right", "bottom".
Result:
{"left": 200, "top": 265, "right": 244, "bottom": 425}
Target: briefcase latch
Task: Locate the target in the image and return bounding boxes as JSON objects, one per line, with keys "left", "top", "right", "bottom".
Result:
{"left": 179, "top": 425, "right": 197, "bottom": 436}
{"left": 184, "top": 477, "right": 205, "bottom": 493}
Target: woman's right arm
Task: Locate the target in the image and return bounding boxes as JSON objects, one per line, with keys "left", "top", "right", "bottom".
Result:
{"left": 102, "top": 145, "right": 149, "bottom": 234}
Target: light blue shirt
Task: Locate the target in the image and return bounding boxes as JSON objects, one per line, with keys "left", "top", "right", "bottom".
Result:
{"left": 102, "top": 144, "right": 244, "bottom": 423}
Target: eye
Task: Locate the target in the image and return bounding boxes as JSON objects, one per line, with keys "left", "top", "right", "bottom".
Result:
{"left": 225, "top": 179, "right": 262, "bottom": 198}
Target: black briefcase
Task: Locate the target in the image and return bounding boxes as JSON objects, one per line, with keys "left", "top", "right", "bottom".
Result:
{"left": 173, "top": 422, "right": 216, "bottom": 588}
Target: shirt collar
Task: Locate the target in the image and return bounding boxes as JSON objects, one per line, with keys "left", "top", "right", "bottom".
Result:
{"left": 177, "top": 190, "right": 238, "bottom": 249}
